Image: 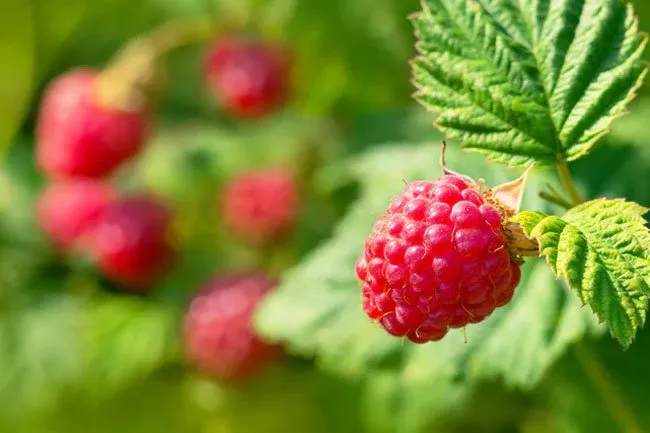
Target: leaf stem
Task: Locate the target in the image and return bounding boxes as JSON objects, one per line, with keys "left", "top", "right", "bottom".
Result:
{"left": 556, "top": 159, "right": 583, "bottom": 206}
{"left": 538, "top": 191, "right": 572, "bottom": 210}
{"left": 573, "top": 342, "right": 644, "bottom": 433}
{"left": 554, "top": 161, "right": 643, "bottom": 432}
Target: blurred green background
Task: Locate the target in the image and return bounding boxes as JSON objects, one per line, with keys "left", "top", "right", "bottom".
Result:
{"left": 1, "top": 0, "right": 650, "bottom": 432}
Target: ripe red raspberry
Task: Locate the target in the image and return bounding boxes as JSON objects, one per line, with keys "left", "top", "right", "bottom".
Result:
{"left": 37, "top": 179, "right": 116, "bottom": 248}
{"left": 222, "top": 169, "right": 299, "bottom": 246}
{"left": 183, "top": 272, "right": 282, "bottom": 382}
{"left": 83, "top": 196, "right": 175, "bottom": 289}
{"left": 36, "top": 68, "right": 149, "bottom": 178}
{"left": 356, "top": 175, "right": 522, "bottom": 344}
{"left": 204, "top": 37, "right": 291, "bottom": 118}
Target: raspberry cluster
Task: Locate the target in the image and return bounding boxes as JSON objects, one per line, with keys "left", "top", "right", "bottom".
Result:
{"left": 222, "top": 169, "right": 299, "bottom": 246}
{"left": 183, "top": 272, "right": 282, "bottom": 381}
{"left": 356, "top": 175, "right": 521, "bottom": 343}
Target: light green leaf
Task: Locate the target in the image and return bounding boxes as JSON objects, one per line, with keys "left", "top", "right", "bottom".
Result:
{"left": 0, "top": 0, "right": 34, "bottom": 150}
{"left": 518, "top": 199, "right": 650, "bottom": 348}
{"left": 83, "top": 297, "right": 180, "bottom": 397}
{"left": 32, "top": 0, "right": 87, "bottom": 76}
{"left": 0, "top": 294, "right": 83, "bottom": 416}
{"left": 256, "top": 142, "right": 601, "bottom": 432}
{"left": 412, "top": 0, "right": 648, "bottom": 166}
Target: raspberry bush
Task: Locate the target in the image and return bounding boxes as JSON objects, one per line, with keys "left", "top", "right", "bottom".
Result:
{"left": 2, "top": 0, "right": 650, "bottom": 433}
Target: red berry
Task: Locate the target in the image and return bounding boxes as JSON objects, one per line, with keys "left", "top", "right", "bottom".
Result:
{"left": 83, "top": 196, "right": 175, "bottom": 289}
{"left": 183, "top": 272, "right": 282, "bottom": 381}
{"left": 222, "top": 169, "right": 299, "bottom": 246}
{"left": 204, "top": 37, "right": 291, "bottom": 118}
{"left": 356, "top": 175, "right": 522, "bottom": 343}
{"left": 37, "top": 179, "right": 116, "bottom": 248}
{"left": 36, "top": 68, "right": 149, "bottom": 178}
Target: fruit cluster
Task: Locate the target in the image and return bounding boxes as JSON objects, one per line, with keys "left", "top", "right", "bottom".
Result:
{"left": 33, "top": 32, "right": 297, "bottom": 381}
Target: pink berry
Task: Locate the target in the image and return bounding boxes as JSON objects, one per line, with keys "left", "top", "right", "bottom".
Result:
{"left": 37, "top": 179, "right": 116, "bottom": 248}
{"left": 204, "top": 37, "right": 291, "bottom": 119}
{"left": 222, "top": 169, "right": 300, "bottom": 246}
{"left": 183, "top": 272, "right": 282, "bottom": 381}
{"left": 356, "top": 175, "right": 521, "bottom": 343}
{"left": 83, "top": 196, "right": 175, "bottom": 289}
{"left": 36, "top": 68, "right": 149, "bottom": 178}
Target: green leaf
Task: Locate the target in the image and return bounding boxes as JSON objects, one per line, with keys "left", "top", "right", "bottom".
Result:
{"left": 83, "top": 296, "right": 180, "bottom": 397}
{"left": 0, "top": 294, "right": 83, "bottom": 416}
{"left": 412, "top": 0, "right": 648, "bottom": 166}
{"left": 0, "top": 0, "right": 34, "bottom": 150}
{"left": 283, "top": 0, "right": 417, "bottom": 113}
{"left": 32, "top": 0, "right": 87, "bottom": 77}
{"left": 256, "top": 142, "right": 601, "bottom": 432}
{"left": 518, "top": 199, "right": 650, "bottom": 348}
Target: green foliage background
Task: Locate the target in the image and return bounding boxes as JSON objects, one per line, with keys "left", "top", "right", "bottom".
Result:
{"left": 0, "top": 0, "right": 650, "bottom": 432}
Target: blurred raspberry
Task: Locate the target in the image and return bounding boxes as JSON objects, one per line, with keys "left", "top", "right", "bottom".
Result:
{"left": 222, "top": 169, "right": 299, "bottom": 246}
{"left": 36, "top": 68, "right": 149, "bottom": 178}
{"left": 204, "top": 37, "right": 291, "bottom": 118}
{"left": 83, "top": 196, "right": 175, "bottom": 289}
{"left": 356, "top": 175, "right": 522, "bottom": 343}
{"left": 37, "top": 179, "right": 116, "bottom": 248}
{"left": 183, "top": 272, "right": 282, "bottom": 382}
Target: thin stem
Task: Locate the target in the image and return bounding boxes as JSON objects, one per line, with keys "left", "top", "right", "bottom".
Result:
{"left": 556, "top": 159, "right": 583, "bottom": 206}
{"left": 573, "top": 342, "right": 644, "bottom": 433}
{"left": 95, "top": 19, "right": 216, "bottom": 110}
{"left": 143, "top": 19, "right": 215, "bottom": 55}
{"left": 554, "top": 162, "right": 642, "bottom": 432}
{"left": 539, "top": 191, "right": 572, "bottom": 210}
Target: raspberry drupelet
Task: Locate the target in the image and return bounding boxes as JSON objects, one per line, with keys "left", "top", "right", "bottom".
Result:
{"left": 356, "top": 175, "right": 522, "bottom": 344}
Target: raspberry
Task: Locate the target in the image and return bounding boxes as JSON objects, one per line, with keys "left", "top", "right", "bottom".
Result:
{"left": 222, "top": 169, "right": 299, "bottom": 246}
{"left": 36, "top": 68, "right": 149, "bottom": 178}
{"left": 204, "top": 37, "right": 291, "bottom": 118}
{"left": 183, "top": 272, "right": 282, "bottom": 381}
{"left": 83, "top": 196, "right": 175, "bottom": 289}
{"left": 36, "top": 179, "right": 116, "bottom": 248}
{"left": 356, "top": 175, "right": 521, "bottom": 343}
